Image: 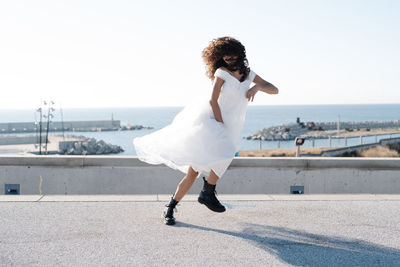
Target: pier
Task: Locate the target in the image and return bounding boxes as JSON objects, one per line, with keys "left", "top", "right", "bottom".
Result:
{"left": 0, "top": 120, "right": 152, "bottom": 134}
{"left": 248, "top": 120, "right": 400, "bottom": 141}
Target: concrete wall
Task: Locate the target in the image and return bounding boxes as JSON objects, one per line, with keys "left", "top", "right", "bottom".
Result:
{"left": 1, "top": 155, "right": 400, "bottom": 195}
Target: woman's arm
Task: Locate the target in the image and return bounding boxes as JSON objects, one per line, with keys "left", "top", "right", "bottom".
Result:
{"left": 246, "top": 74, "right": 279, "bottom": 102}
{"left": 209, "top": 77, "right": 225, "bottom": 123}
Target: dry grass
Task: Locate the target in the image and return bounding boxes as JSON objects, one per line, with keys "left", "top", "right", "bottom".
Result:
{"left": 238, "top": 147, "right": 341, "bottom": 157}
{"left": 358, "top": 146, "right": 399, "bottom": 157}
{"left": 239, "top": 145, "right": 400, "bottom": 157}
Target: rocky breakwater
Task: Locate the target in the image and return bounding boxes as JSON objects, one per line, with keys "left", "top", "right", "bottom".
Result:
{"left": 247, "top": 123, "right": 304, "bottom": 141}
{"left": 58, "top": 137, "right": 124, "bottom": 155}
{"left": 247, "top": 119, "right": 400, "bottom": 141}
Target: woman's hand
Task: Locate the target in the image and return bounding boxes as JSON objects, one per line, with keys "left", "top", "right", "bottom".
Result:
{"left": 246, "top": 85, "right": 259, "bottom": 102}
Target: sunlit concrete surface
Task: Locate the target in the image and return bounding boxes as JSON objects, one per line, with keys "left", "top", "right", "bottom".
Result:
{"left": 1, "top": 195, "right": 400, "bottom": 266}
{"left": 2, "top": 194, "right": 400, "bottom": 202}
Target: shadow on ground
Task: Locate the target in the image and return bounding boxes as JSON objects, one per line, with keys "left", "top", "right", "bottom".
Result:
{"left": 176, "top": 222, "right": 400, "bottom": 266}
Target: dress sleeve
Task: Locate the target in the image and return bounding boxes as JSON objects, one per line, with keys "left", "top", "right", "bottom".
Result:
{"left": 249, "top": 69, "right": 257, "bottom": 83}
{"left": 214, "top": 68, "right": 227, "bottom": 81}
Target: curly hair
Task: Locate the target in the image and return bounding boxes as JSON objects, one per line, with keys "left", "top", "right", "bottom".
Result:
{"left": 202, "top": 36, "right": 250, "bottom": 82}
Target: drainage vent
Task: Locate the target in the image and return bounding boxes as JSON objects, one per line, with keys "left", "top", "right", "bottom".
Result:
{"left": 5, "top": 184, "right": 20, "bottom": 195}
{"left": 290, "top": 185, "right": 304, "bottom": 194}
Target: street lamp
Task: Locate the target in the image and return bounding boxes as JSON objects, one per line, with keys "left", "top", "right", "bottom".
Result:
{"left": 36, "top": 107, "right": 43, "bottom": 155}
{"left": 44, "top": 102, "right": 55, "bottom": 155}
{"left": 36, "top": 100, "right": 55, "bottom": 155}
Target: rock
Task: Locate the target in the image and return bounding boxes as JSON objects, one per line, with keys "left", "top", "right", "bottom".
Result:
{"left": 67, "top": 147, "right": 75, "bottom": 155}
{"left": 96, "top": 145, "right": 106, "bottom": 154}
{"left": 282, "top": 132, "right": 290, "bottom": 139}
{"left": 74, "top": 142, "right": 82, "bottom": 151}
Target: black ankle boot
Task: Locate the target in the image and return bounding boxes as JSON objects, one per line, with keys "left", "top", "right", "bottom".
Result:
{"left": 198, "top": 177, "right": 226, "bottom": 213}
{"left": 163, "top": 196, "right": 179, "bottom": 225}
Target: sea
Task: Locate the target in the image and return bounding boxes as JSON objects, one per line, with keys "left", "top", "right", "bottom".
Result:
{"left": 0, "top": 104, "right": 399, "bottom": 155}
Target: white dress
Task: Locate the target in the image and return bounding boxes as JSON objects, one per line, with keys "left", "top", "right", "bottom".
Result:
{"left": 133, "top": 67, "right": 257, "bottom": 178}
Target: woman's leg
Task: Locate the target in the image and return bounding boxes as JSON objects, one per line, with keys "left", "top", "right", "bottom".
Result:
{"left": 207, "top": 169, "right": 219, "bottom": 185}
{"left": 172, "top": 166, "right": 199, "bottom": 201}
{"left": 164, "top": 166, "right": 199, "bottom": 225}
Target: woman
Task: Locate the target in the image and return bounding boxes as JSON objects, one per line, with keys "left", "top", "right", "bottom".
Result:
{"left": 133, "top": 36, "right": 279, "bottom": 225}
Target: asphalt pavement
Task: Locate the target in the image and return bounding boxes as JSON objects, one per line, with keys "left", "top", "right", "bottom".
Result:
{"left": 1, "top": 194, "right": 400, "bottom": 266}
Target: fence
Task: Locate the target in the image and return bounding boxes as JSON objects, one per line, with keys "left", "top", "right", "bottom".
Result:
{"left": 257, "top": 131, "right": 400, "bottom": 150}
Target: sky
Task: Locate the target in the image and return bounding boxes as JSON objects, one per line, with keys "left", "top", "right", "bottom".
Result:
{"left": 0, "top": 0, "right": 399, "bottom": 109}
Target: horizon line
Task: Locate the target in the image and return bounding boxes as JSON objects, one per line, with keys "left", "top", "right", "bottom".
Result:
{"left": 0, "top": 102, "right": 400, "bottom": 110}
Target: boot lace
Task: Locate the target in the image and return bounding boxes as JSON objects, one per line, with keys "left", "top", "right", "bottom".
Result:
{"left": 165, "top": 203, "right": 178, "bottom": 213}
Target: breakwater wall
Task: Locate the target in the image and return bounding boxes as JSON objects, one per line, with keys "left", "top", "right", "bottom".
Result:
{"left": 0, "top": 120, "right": 123, "bottom": 134}
{"left": 248, "top": 120, "right": 400, "bottom": 141}
{"left": 0, "top": 136, "right": 48, "bottom": 145}
{"left": 308, "top": 120, "right": 400, "bottom": 131}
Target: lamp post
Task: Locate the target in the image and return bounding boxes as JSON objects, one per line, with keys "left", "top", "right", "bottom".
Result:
{"left": 43, "top": 101, "right": 55, "bottom": 155}
{"left": 60, "top": 107, "right": 65, "bottom": 139}
{"left": 36, "top": 106, "right": 43, "bottom": 155}
{"left": 34, "top": 111, "right": 39, "bottom": 149}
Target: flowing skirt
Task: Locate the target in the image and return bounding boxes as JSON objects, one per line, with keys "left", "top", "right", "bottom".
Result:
{"left": 133, "top": 100, "right": 237, "bottom": 178}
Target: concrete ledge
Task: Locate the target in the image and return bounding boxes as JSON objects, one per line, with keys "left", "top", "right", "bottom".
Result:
{"left": 1, "top": 156, "right": 400, "bottom": 194}
{"left": 1, "top": 194, "right": 400, "bottom": 202}
{"left": 1, "top": 155, "right": 400, "bottom": 169}
{"left": 230, "top": 157, "right": 400, "bottom": 169}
